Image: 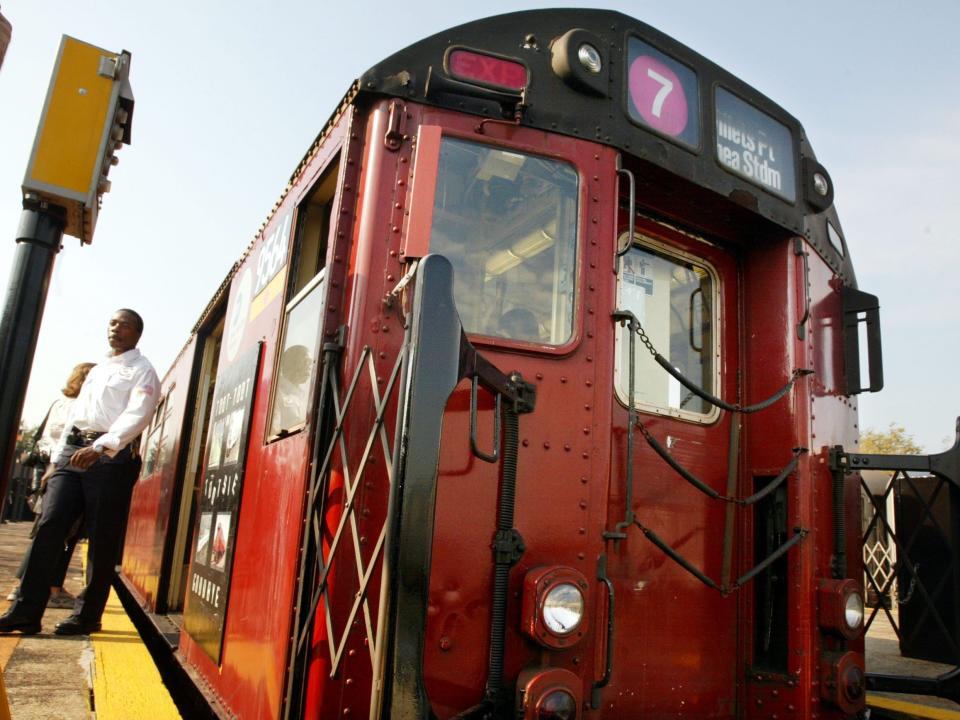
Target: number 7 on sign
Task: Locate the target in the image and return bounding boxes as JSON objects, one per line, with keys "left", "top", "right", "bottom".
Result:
{"left": 627, "top": 54, "right": 689, "bottom": 137}
{"left": 646, "top": 68, "right": 673, "bottom": 118}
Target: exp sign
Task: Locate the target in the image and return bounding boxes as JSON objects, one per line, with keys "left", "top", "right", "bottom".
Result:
{"left": 625, "top": 37, "right": 699, "bottom": 149}
{"left": 715, "top": 88, "right": 796, "bottom": 202}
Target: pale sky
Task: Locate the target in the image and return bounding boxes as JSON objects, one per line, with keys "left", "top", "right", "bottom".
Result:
{"left": 1, "top": 1, "right": 957, "bottom": 452}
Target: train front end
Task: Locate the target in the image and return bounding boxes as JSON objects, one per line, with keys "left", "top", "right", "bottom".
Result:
{"left": 298, "top": 9, "right": 875, "bottom": 720}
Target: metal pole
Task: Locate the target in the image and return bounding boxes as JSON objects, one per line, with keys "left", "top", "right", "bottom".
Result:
{"left": 0, "top": 196, "right": 64, "bottom": 512}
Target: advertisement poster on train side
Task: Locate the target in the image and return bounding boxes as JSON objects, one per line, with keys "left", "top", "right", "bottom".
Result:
{"left": 183, "top": 342, "right": 261, "bottom": 663}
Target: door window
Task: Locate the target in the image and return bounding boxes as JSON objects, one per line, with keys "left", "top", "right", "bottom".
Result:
{"left": 615, "top": 237, "right": 719, "bottom": 421}
{"left": 427, "top": 138, "right": 578, "bottom": 345}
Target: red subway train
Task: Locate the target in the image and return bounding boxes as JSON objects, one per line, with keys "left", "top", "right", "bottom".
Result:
{"left": 116, "top": 8, "right": 944, "bottom": 719}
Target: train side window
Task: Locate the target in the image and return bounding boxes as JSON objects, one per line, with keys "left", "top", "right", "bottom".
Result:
{"left": 267, "top": 157, "right": 339, "bottom": 441}
{"left": 427, "top": 138, "right": 578, "bottom": 346}
{"left": 614, "top": 238, "right": 719, "bottom": 421}
{"left": 141, "top": 386, "right": 174, "bottom": 477}
{"left": 289, "top": 155, "right": 338, "bottom": 297}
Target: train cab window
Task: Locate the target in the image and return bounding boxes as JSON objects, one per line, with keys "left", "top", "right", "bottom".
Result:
{"left": 267, "top": 158, "right": 339, "bottom": 440}
{"left": 428, "top": 138, "right": 578, "bottom": 345}
{"left": 615, "top": 239, "right": 719, "bottom": 421}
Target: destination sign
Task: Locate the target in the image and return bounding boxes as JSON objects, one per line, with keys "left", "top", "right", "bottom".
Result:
{"left": 625, "top": 37, "right": 699, "bottom": 149}
{"left": 715, "top": 88, "right": 795, "bottom": 202}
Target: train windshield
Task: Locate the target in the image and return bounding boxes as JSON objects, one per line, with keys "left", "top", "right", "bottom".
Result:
{"left": 428, "top": 138, "right": 578, "bottom": 345}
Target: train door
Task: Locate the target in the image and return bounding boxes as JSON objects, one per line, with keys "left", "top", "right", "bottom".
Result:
{"left": 165, "top": 311, "right": 224, "bottom": 614}
{"left": 610, "top": 216, "right": 742, "bottom": 716}
{"left": 394, "top": 110, "right": 620, "bottom": 718}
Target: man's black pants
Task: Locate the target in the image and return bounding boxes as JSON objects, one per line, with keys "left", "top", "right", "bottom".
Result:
{"left": 14, "top": 448, "right": 140, "bottom": 623}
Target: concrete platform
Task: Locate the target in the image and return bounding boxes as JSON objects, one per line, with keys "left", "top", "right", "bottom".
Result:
{"left": 0, "top": 520, "right": 181, "bottom": 719}
{"left": 866, "top": 608, "right": 960, "bottom": 719}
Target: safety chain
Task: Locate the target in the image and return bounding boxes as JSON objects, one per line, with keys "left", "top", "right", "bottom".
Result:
{"left": 635, "top": 417, "right": 805, "bottom": 506}
{"left": 606, "top": 309, "right": 813, "bottom": 596}
{"left": 614, "top": 309, "right": 813, "bottom": 414}
{"left": 629, "top": 313, "right": 657, "bottom": 356}
{"left": 634, "top": 519, "right": 809, "bottom": 596}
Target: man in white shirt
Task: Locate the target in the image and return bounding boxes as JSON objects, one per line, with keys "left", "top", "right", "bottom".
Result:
{"left": 0, "top": 309, "right": 159, "bottom": 635}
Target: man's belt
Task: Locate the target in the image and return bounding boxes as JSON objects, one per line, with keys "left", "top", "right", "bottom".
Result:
{"left": 65, "top": 427, "right": 106, "bottom": 447}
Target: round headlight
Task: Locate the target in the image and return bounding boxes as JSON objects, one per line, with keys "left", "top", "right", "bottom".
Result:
{"left": 813, "top": 172, "right": 830, "bottom": 197}
{"left": 542, "top": 583, "right": 584, "bottom": 635}
{"left": 577, "top": 43, "right": 602, "bottom": 74}
{"left": 844, "top": 591, "right": 864, "bottom": 630}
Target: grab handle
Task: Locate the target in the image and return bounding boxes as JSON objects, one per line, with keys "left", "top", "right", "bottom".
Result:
{"left": 841, "top": 286, "right": 884, "bottom": 394}
{"left": 470, "top": 375, "right": 501, "bottom": 463}
{"left": 615, "top": 155, "right": 635, "bottom": 261}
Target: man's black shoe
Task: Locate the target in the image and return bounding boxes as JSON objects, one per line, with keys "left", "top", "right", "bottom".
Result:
{"left": 53, "top": 616, "right": 101, "bottom": 636}
{"left": 0, "top": 609, "right": 41, "bottom": 635}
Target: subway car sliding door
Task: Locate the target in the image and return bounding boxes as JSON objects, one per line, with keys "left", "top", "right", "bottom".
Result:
{"left": 611, "top": 217, "right": 742, "bottom": 716}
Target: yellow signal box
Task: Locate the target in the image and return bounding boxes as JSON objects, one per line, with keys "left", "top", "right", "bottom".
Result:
{"left": 22, "top": 35, "right": 133, "bottom": 243}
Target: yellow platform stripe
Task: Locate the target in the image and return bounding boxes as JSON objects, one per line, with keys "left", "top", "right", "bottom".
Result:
{"left": 84, "top": 563, "right": 181, "bottom": 719}
{"left": 0, "top": 669, "right": 10, "bottom": 720}
{"left": 869, "top": 693, "right": 960, "bottom": 720}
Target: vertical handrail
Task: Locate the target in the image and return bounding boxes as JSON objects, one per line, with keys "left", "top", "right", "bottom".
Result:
{"left": 469, "top": 377, "right": 501, "bottom": 463}
{"left": 794, "top": 237, "right": 811, "bottom": 340}
{"left": 591, "top": 555, "right": 615, "bottom": 709}
{"left": 615, "top": 156, "right": 635, "bottom": 263}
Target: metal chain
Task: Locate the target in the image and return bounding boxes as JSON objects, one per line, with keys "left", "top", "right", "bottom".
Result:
{"left": 616, "top": 309, "right": 811, "bottom": 414}
{"left": 632, "top": 319, "right": 657, "bottom": 356}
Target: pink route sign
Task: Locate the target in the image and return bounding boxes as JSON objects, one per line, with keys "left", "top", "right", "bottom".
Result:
{"left": 628, "top": 55, "right": 689, "bottom": 138}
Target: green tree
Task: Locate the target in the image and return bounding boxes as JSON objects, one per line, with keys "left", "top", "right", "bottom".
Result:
{"left": 859, "top": 423, "right": 923, "bottom": 455}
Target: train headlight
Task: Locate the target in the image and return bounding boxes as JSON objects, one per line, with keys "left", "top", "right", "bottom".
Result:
{"left": 577, "top": 43, "right": 602, "bottom": 74}
{"left": 542, "top": 583, "right": 584, "bottom": 635}
{"left": 813, "top": 172, "right": 830, "bottom": 197}
{"left": 522, "top": 566, "right": 589, "bottom": 649}
{"left": 845, "top": 591, "right": 864, "bottom": 631}
{"left": 818, "top": 578, "right": 864, "bottom": 639}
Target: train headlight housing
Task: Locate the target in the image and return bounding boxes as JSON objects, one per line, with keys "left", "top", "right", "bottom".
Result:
{"left": 522, "top": 566, "right": 589, "bottom": 649}
{"left": 820, "top": 651, "right": 866, "bottom": 714}
{"left": 818, "top": 578, "right": 864, "bottom": 638}
{"left": 516, "top": 667, "right": 582, "bottom": 720}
